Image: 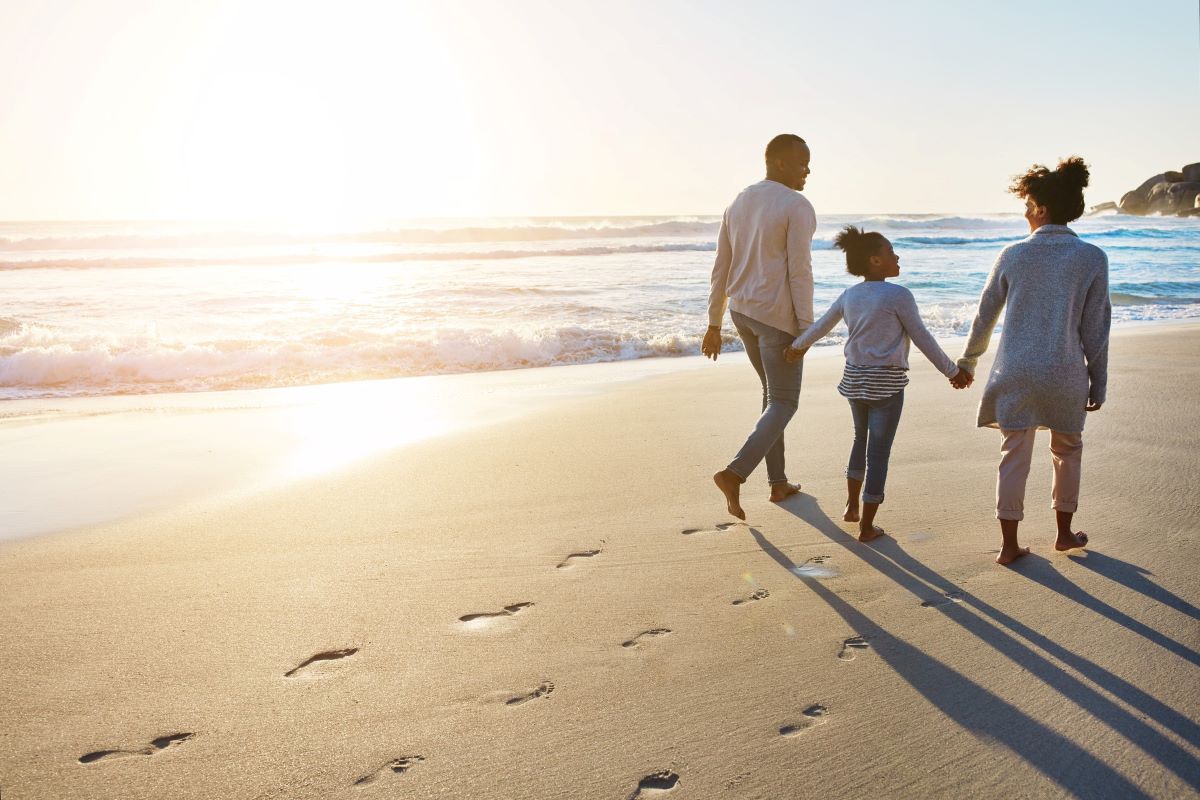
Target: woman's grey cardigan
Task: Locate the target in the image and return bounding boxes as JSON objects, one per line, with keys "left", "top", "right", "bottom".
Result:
{"left": 957, "top": 225, "right": 1111, "bottom": 433}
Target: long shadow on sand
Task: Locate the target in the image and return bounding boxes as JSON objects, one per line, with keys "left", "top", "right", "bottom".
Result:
{"left": 874, "top": 537, "right": 1200, "bottom": 751}
{"left": 756, "top": 496, "right": 1200, "bottom": 796}
{"left": 1065, "top": 550, "right": 1200, "bottom": 621}
{"left": 1011, "top": 555, "right": 1200, "bottom": 668}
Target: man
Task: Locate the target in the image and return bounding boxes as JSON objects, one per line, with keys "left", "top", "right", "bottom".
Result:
{"left": 703, "top": 133, "right": 815, "bottom": 520}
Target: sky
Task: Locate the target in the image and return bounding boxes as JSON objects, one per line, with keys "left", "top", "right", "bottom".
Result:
{"left": 1, "top": 0, "right": 1197, "bottom": 220}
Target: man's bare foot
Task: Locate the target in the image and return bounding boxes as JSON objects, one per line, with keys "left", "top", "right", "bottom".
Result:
{"left": 770, "top": 482, "right": 801, "bottom": 502}
{"left": 858, "top": 524, "right": 886, "bottom": 543}
{"left": 713, "top": 470, "right": 746, "bottom": 520}
{"left": 843, "top": 504, "right": 860, "bottom": 523}
{"left": 1055, "top": 530, "right": 1089, "bottom": 551}
{"left": 996, "top": 546, "right": 1031, "bottom": 566}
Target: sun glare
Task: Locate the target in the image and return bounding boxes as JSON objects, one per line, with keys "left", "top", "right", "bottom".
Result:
{"left": 155, "top": 2, "right": 483, "bottom": 221}
{"left": 279, "top": 378, "right": 452, "bottom": 481}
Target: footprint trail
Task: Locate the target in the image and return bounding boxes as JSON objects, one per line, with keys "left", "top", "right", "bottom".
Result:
{"left": 682, "top": 522, "right": 745, "bottom": 535}
{"left": 920, "top": 591, "right": 965, "bottom": 608}
{"left": 557, "top": 549, "right": 602, "bottom": 569}
{"left": 285, "top": 648, "right": 359, "bottom": 678}
{"left": 792, "top": 555, "right": 837, "bottom": 578}
{"left": 79, "top": 733, "right": 194, "bottom": 765}
{"left": 779, "top": 704, "right": 829, "bottom": 736}
{"left": 354, "top": 755, "right": 425, "bottom": 786}
{"left": 622, "top": 628, "right": 672, "bottom": 648}
{"left": 506, "top": 681, "right": 555, "bottom": 706}
{"left": 628, "top": 770, "right": 680, "bottom": 798}
{"left": 458, "top": 602, "right": 535, "bottom": 628}
{"left": 732, "top": 589, "right": 770, "bottom": 606}
{"left": 837, "top": 636, "right": 870, "bottom": 661}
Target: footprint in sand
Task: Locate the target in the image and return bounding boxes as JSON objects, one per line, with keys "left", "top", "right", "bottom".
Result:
{"left": 792, "top": 555, "right": 837, "bottom": 579}
{"left": 779, "top": 704, "right": 829, "bottom": 736}
{"left": 458, "top": 602, "right": 535, "bottom": 630}
{"left": 920, "top": 591, "right": 965, "bottom": 608}
{"left": 506, "top": 681, "right": 555, "bottom": 706}
{"left": 681, "top": 522, "right": 745, "bottom": 535}
{"left": 353, "top": 755, "right": 425, "bottom": 786}
{"left": 622, "top": 628, "right": 672, "bottom": 648}
{"left": 732, "top": 589, "right": 770, "bottom": 606}
{"left": 557, "top": 549, "right": 602, "bottom": 569}
{"left": 285, "top": 648, "right": 359, "bottom": 678}
{"left": 79, "top": 733, "right": 194, "bottom": 765}
{"left": 628, "top": 770, "right": 680, "bottom": 798}
{"left": 837, "top": 636, "right": 870, "bottom": 661}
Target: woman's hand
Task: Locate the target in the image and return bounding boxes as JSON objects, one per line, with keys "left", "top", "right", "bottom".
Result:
{"left": 784, "top": 345, "right": 808, "bottom": 364}
{"left": 949, "top": 369, "right": 973, "bottom": 389}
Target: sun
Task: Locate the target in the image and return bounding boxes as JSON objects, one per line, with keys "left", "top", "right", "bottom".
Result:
{"left": 149, "top": 1, "right": 484, "bottom": 221}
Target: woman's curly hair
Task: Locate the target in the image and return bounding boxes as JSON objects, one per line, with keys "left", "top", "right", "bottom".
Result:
{"left": 1009, "top": 156, "right": 1090, "bottom": 224}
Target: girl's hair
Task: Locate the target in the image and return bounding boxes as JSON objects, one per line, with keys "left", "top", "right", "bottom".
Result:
{"left": 833, "top": 225, "right": 888, "bottom": 276}
{"left": 1009, "top": 156, "right": 1090, "bottom": 224}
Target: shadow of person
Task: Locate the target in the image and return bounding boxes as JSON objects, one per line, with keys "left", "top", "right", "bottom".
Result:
{"left": 748, "top": 527, "right": 1152, "bottom": 799}
{"left": 1066, "top": 550, "right": 1200, "bottom": 620}
{"left": 766, "top": 494, "right": 1200, "bottom": 786}
{"left": 1009, "top": 554, "right": 1200, "bottom": 668}
{"left": 872, "top": 534, "right": 1200, "bottom": 751}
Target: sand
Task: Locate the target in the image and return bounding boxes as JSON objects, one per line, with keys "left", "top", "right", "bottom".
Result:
{"left": 1, "top": 325, "right": 1198, "bottom": 799}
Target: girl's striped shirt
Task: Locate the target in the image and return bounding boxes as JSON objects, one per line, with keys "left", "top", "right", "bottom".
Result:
{"left": 837, "top": 364, "right": 908, "bottom": 401}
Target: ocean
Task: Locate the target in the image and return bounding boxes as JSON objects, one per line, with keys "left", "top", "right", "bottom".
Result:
{"left": 1, "top": 213, "right": 1197, "bottom": 400}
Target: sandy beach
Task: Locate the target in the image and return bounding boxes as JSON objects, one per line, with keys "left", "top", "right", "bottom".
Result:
{"left": 2, "top": 324, "right": 1198, "bottom": 800}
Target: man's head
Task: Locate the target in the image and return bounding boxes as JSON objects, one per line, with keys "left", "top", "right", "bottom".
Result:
{"left": 765, "top": 133, "right": 811, "bottom": 191}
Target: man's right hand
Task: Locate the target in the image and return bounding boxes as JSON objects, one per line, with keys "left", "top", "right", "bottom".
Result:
{"left": 702, "top": 327, "right": 722, "bottom": 361}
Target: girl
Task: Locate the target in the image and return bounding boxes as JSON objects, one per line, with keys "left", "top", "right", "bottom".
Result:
{"left": 786, "top": 226, "right": 965, "bottom": 541}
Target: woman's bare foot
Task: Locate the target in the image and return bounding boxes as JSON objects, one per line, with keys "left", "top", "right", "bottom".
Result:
{"left": 769, "top": 482, "right": 801, "bottom": 502}
{"left": 843, "top": 504, "right": 860, "bottom": 523}
{"left": 713, "top": 470, "right": 746, "bottom": 520}
{"left": 858, "top": 524, "right": 886, "bottom": 542}
{"left": 1055, "top": 530, "right": 1089, "bottom": 551}
{"left": 996, "top": 546, "right": 1031, "bottom": 566}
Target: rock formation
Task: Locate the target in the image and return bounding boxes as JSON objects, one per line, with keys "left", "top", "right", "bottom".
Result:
{"left": 1116, "top": 163, "right": 1200, "bottom": 216}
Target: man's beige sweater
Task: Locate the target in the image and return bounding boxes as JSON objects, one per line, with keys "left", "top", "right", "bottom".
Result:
{"left": 707, "top": 179, "right": 816, "bottom": 337}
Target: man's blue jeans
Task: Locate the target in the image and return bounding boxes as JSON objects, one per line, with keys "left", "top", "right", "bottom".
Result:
{"left": 846, "top": 389, "right": 905, "bottom": 504}
{"left": 727, "top": 311, "right": 803, "bottom": 485}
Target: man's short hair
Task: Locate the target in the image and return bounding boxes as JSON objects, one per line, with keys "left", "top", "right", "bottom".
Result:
{"left": 765, "top": 133, "right": 807, "bottom": 161}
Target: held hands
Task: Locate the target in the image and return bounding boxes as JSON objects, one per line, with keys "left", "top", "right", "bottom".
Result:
{"left": 784, "top": 345, "right": 808, "bottom": 364}
{"left": 702, "top": 327, "right": 723, "bottom": 361}
{"left": 949, "top": 368, "right": 973, "bottom": 389}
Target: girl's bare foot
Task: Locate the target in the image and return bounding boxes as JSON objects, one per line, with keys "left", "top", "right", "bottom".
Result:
{"left": 858, "top": 501, "right": 882, "bottom": 540}
{"left": 996, "top": 546, "right": 1031, "bottom": 566}
{"left": 713, "top": 470, "right": 746, "bottom": 520}
{"left": 1055, "top": 530, "right": 1089, "bottom": 551}
{"left": 858, "top": 524, "right": 886, "bottom": 542}
{"left": 844, "top": 477, "right": 863, "bottom": 523}
{"left": 770, "top": 482, "right": 801, "bottom": 502}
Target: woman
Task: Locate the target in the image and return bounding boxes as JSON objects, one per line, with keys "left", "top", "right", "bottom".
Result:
{"left": 956, "top": 157, "right": 1111, "bottom": 565}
